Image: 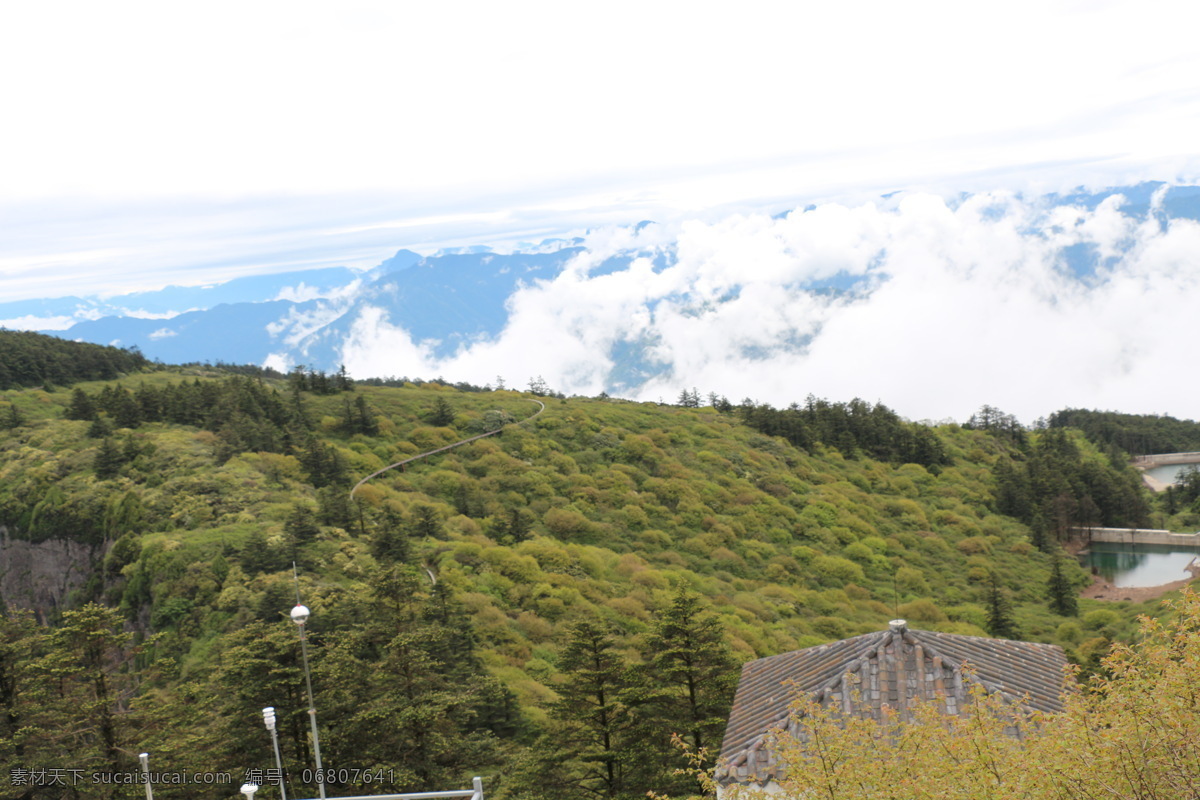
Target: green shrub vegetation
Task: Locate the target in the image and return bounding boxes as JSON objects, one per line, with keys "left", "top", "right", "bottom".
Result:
{"left": 0, "top": 370, "right": 1180, "bottom": 799}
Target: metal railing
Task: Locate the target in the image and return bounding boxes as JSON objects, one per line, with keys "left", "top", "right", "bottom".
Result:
{"left": 350, "top": 399, "right": 544, "bottom": 500}
{"left": 294, "top": 777, "right": 483, "bottom": 800}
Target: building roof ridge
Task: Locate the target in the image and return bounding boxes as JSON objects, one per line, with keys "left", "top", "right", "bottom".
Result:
{"left": 718, "top": 622, "right": 1069, "bottom": 786}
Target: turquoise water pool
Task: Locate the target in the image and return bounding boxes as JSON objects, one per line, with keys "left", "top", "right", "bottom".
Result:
{"left": 1143, "top": 462, "right": 1200, "bottom": 486}
{"left": 1079, "top": 542, "right": 1200, "bottom": 588}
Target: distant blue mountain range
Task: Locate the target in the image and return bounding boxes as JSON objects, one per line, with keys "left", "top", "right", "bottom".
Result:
{"left": 13, "top": 241, "right": 589, "bottom": 371}
{"left": 11, "top": 182, "right": 1198, "bottom": 391}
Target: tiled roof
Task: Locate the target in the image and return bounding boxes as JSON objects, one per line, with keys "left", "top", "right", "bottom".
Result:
{"left": 717, "top": 622, "right": 1068, "bottom": 785}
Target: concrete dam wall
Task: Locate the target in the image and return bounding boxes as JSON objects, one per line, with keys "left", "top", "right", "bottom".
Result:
{"left": 1134, "top": 452, "right": 1200, "bottom": 467}
{"left": 1075, "top": 527, "right": 1200, "bottom": 547}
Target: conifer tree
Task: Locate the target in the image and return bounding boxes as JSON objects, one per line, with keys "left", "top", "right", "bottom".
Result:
{"left": 190, "top": 620, "right": 310, "bottom": 792}
{"left": 285, "top": 503, "right": 320, "bottom": 545}
{"left": 985, "top": 573, "right": 1020, "bottom": 639}
{"left": 120, "top": 435, "right": 141, "bottom": 465}
{"left": 65, "top": 388, "right": 96, "bottom": 420}
{"left": 315, "top": 565, "right": 503, "bottom": 791}
{"left": 94, "top": 437, "right": 123, "bottom": 479}
{"left": 340, "top": 396, "right": 357, "bottom": 434}
{"left": 371, "top": 508, "right": 411, "bottom": 563}
{"left": 288, "top": 364, "right": 309, "bottom": 393}
{"left": 240, "top": 530, "right": 286, "bottom": 574}
{"left": 87, "top": 414, "right": 113, "bottom": 439}
{"left": 499, "top": 506, "right": 532, "bottom": 544}
{"left": 1029, "top": 511, "right": 1051, "bottom": 552}
{"left": 642, "top": 588, "right": 738, "bottom": 756}
{"left": 335, "top": 364, "right": 353, "bottom": 392}
{"left": 411, "top": 505, "right": 443, "bottom": 540}
{"left": 32, "top": 604, "right": 141, "bottom": 797}
{"left": 353, "top": 394, "right": 379, "bottom": 435}
{"left": 1047, "top": 552, "right": 1079, "bottom": 616}
{"left": 428, "top": 397, "right": 455, "bottom": 427}
{"left": 993, "top": 458, "right": 1031, "bottom": 519}
{"left": 422, "top": 581, "right": 486, "bottom": 680}
{"left": 552, "top": 620, "right": 636, "bottom": 798}
{"left": 506, "top": 508, "right": 531, "bottom": 543}
{"left": 676, "top": 388, "right": 700, "bottom": 408}
{"left": 309, "top": 368, "right": 331, "bottom": 395}
{"left": 0, "top": 610, "right": 45, "bottom": 776}
{"left": 2, "top": 402, "right": 23, "bottom": 430}
{"left": 114, "top": 391, "right": 141, "bottom": 429}
{"left": 298, "top": 436, "right": 347, "bottom": 488}
{"left": 317, "top": 487, "right": 353, "bottom": 530}
{"left": 134, "top": 383, "right": 163, "bottom": 422}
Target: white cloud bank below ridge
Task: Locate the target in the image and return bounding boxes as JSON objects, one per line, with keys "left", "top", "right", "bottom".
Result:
{"left": 339, "top": 190, "right": 1200, "bottom": 424}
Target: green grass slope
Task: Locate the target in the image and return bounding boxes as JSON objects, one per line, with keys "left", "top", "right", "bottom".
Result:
{"left": 0, "top": 373, "right": 1167, "bottom": 798}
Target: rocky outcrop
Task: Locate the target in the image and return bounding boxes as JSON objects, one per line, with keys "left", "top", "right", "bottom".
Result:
{"left": 0, "top": 526, "right": 102, "bottom": 621}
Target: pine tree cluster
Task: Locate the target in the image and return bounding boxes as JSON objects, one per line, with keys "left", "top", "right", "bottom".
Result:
{"left": 991, "top": 426, "right": 1149, "bottom": 548}
{"left": 0, "top": 330, "right": 149, "bottom": 389}
{"left": 739, "top": 396, "right": 950, "bottom": 468}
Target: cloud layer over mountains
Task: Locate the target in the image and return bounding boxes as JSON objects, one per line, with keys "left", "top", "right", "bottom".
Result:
{"left": 12, "top": 184, "right": 1198, "bottom": 425}
{"left": 338, "top": 185, "right": 1200, "bottom": 423}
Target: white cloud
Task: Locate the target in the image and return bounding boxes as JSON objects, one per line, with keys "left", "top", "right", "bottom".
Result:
{"left": 4, "top": 1, "right": 1199, "bottom": 206}
{"left": 119, "top": 308, "right": 184, "bottom": 320}
{"left": 339, "top": 305, "right": 438, "bottom": 379}
{"left": 331, "top": 191, "right": 1200, "bottom": 424}
{"left": 273, "top": 279, "right": 361, "bottom": 304}
{"left": 0, "top": 315, "right": 75, "bottom": 331}
{"left": 71, "top": 306, "right": 104, "bottom": 321}
{"left": 262, "top": 352, "right": 290, "bottom": 373}
{"left": 148, "top": 327, "right": 177, "bottom": 340}
{"left": 266, "top": 301, "right": 352, "bottom": 350}
{"left": 4, "top": 1, "right": 1200, "bottom": 310}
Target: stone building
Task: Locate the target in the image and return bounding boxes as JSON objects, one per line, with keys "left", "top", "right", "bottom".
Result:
{"left": 716, "top": 619, "right": 1067, "bottom": 796}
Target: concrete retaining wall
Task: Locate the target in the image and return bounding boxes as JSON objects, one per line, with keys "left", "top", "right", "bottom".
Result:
{"left": 1074, "top": 526, "right": 1200, "bottom": 546}
{"left": 1134, "top": 452, "right": 1200, "bottom": 467}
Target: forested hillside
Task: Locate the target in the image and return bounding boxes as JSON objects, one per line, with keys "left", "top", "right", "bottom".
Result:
{"left": 0, "top": 372, "right": 1165, "bottom": 799}
{"left": 1044, "top": 407, "right": 1200, "bottom": 531}
{"left": 0, "top": 329, "right": 149, "bottom": 389}
{"left": 1049, "top": 407, "right": 1200, "bottom": 456}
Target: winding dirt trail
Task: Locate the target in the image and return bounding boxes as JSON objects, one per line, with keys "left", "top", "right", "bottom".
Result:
{"left": 349, "top": 398, "right": 545, "bottom": 500}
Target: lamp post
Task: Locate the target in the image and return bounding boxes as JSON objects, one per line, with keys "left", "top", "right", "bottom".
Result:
{"left": 263, "top": 707, "right": 288, "bottom": 800}
{"left": 240, "top": 783, "right": 259, "bottom": 800}
{"left": 291, "top": 603, "right": 326, "bottom": 800}
{"left": 139, "top": 752, "right": 154, "bottom": 800}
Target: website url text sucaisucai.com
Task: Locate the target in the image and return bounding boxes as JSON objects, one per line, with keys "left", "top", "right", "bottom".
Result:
{"left": 10, "top": 768, "right": 234, "bottom": 786}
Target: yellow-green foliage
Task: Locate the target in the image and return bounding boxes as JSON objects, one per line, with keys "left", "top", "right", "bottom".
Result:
{"left": 0, "top": 376, "right": 1162, "bottom": 719}
{"left": 723, "top": 591, "right": 1200, "bottom": 800}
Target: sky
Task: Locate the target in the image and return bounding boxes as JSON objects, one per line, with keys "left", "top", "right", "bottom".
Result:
{"left": 3, "top": 1, "right": 1200, "bottom": 421}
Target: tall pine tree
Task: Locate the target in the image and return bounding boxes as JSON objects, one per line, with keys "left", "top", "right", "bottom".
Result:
{"left": 985, "top": 573, "right": 1021, "bottom": 639}
{"left": 642, "top": 589, "right": 738, "bottom": 763}
{"left": 1047, "top": 552, "right": 1079, "bottom": 616}
{"left": 553, "top": 620, "right": 637, "bottom": 798}
{"left": 93, "top": 438, "right": 123, "bottom": 479}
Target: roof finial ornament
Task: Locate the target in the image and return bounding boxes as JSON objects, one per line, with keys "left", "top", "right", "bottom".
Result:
{"left": 889, "top": 618, "right": 907, "bottom": 632}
